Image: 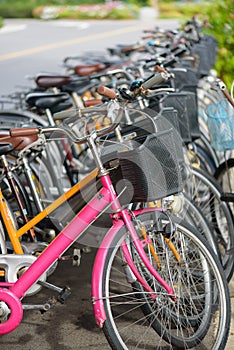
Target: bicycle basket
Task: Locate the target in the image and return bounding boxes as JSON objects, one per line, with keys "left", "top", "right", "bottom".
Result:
{"left": 105, "top": 129, "right": 183, "bottom": 203}
{"left": 159, "top": 92, "right": 200, "bottom": 142}
{"left": 101, "top": 108, "right": 185, "bottom": 165}
{"left": 171, "top": 67, "right": 198, "bottom": 91}
{"left": 158, "top": 92, "right": 191, "bottom": 143}
{"left": 206, "top": 100, "right": 234, "bottom": 152}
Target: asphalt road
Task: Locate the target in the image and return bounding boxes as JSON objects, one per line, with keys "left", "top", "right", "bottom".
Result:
{"left": 0, "top": 17, "right": 179, "bottom": 96}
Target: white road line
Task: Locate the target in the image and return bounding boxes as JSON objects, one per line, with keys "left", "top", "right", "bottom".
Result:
{"left": 51, "top": 20, "right": 90, "bottom": 30}
{"left": 0, "top": 24, "right": 27, "bottom": 34}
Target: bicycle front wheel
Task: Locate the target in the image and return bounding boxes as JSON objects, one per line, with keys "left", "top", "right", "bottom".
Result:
{"left": 101, "top": 212, "right": 230, "bottom": 350}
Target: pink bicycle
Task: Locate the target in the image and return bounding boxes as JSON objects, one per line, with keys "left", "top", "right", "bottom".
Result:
{"left": 0, "top": 100, "right": 230, "bottom": 349}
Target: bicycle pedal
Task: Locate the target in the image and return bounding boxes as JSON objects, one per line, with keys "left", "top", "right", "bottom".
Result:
{"left": 60, "top": 248, "right": 83, "bottom": 266}
{"left": 57, "top": 286, "right": 72, "bottom": 304}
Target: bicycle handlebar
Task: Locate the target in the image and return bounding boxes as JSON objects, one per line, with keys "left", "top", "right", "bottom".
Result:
{"left": 10, "top": 102, "right": 123, "bottom": 144}
{"left": 141, "top": 72, "right": 168, "bottom": 90}
{"left": 98, "top": 72, "right": 169, "bottom": 99}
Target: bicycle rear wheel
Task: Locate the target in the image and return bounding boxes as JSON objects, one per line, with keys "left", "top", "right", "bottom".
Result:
{"left": 101, "top": 212, "right": 230, "bottom": 350}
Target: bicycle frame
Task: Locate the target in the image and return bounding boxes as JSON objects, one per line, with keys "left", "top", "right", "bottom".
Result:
{"left": 0, "top": 169, "right": 174, "bottom": 335}
{"left": 0, "top": 167, "right": 98, "bottom": 254}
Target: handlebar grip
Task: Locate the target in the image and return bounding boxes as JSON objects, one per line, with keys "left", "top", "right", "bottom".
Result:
{"left": 141, "top": 72, "right": 168, "bottom": 90}
{"left": 83, "top": 99, "right": 103, "bottom": 107}
{"left": 10, "top": 128, "right": 40, "bottom": 137}
{"left": 97, "top": 86, "right": 117, "bottom": 99}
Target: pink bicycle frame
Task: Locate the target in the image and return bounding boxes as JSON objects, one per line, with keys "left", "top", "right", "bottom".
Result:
{"left": 0, "top": 173, "right": 174, "bottom": 335}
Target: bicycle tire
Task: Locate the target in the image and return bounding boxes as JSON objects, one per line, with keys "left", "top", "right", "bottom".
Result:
{"left": 193, "top": 141, "right": 217, "bottom": 174}
{"left": 0, "top": 109, "right": 47, "bottom": 128}
{"left": 101, "top": 212, "right": 231, "bottom": 350}
{"left": 185, "top": 167, "right": 234, "bottom": 281}
{"left": 1, "top": 155, "right": 46, "bottom": 214}
{"left": 214, "top": 157, "right": 234, "bottom": 213}
{"left": 0, "top": 172, "right": 33, "bottom": 228}
{"left": 178, "top": 193, "right": 219, "bottom": 257}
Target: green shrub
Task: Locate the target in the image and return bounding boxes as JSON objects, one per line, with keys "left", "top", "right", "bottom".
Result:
{"left": 106, "top": 6, "right": 138, "bottom": 19}
{"left": 0, "top": 2, "right": 34, "bottom": 18}
{"left": 158, "top": 1, "right": 211, "bottom": 19}
{"left": 127, "top": 0, "right": 150, "bottom": 6}
{"left": 178, "top": 3, "right": 211, "bottom": 18}
{"left": 202, "top": 0, "right": 234, "bottom": 89}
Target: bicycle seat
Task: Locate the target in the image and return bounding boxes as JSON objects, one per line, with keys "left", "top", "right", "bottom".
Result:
{"left": 25, "top": 92, "right": 73, "bottom": 114}
{"left": 26, "top": 92, "right": 70, "bottom": 107}
{"left": 35, "top": 74, "right": 72, "bottom": 89}
{"left": 61, "top": 79, "right": 98, "bottom": 95}
{"left": 0, "top": 130, "right": 39, "bottom": 151}
{"left": 74, "top": 63, "right": 106, "bottom": 76}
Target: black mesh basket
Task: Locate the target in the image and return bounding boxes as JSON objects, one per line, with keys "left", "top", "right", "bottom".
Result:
{"left": 182, "top": 91, "right": 200, "bottom": 140}
{"left": 159, "top": 92, "right": 191, "bottom": 143}
{"left": 101, "top": 108, "right": 185, "bottom": 165}
{"left": 103, "top": 129, "right": 183, "bottom": 203}
{"left": 191, "top": 41, "right": 216, "bottom": 78}
{"left": 159, "top": 91, "right": 200, "bottom": 142}
{"left": 158, "top": 107, "right": 184, "bottom": 163}
{"left": 201, "top": 34, "right": 218, "bottom": 68}
{"left": 163, "top": 68, "right": 200, "bottom": 141}
{"left": 171, "top": 67, "right": 198, "bottom": 91}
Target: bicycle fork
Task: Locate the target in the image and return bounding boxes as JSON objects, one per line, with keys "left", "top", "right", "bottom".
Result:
{"left": 92, "top": 189, "right": 175, "bottom": 328}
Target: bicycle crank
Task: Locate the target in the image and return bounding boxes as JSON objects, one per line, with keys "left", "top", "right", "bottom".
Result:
{"left": 0, "top": 288, "right": 23, "bottom": 335}
{"left": 0, "top": 254, "right": 47, "bottom": 296}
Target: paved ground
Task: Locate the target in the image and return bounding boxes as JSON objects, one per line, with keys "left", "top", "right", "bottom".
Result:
{"left": 1, "top": 247, "right": 234, "bottom": 350}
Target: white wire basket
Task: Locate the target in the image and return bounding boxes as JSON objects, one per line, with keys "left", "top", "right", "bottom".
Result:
{"left": 206, "top": 99, "right": 234, "bottom": 152}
